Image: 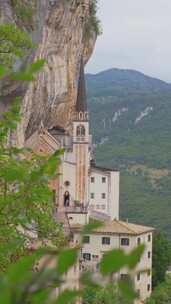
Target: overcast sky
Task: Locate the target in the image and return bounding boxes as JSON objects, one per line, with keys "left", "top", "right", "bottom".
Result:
{"left": 86, "top": 0, "right": 171, "bottom": 82}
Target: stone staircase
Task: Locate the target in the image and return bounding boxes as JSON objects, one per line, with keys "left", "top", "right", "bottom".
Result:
{"left": 55, "top": 208, "right": 71, "bottom": 236}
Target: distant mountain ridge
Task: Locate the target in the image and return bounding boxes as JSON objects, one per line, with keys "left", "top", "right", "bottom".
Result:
{"left": 86, "top": 68, "right": 171, "bottom": 240}
{"left": 86, "top": 68, "right": 171, "bottom": 97}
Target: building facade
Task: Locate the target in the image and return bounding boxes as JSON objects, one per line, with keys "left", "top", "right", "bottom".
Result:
{"left": 26, "top": 62, "right": 154, "bottom": 302}
{"left": 71, "top": 220, "right": 153, "bottom": 302}
{"left": 26, "top": 62, "right": 119, "bottom": 222}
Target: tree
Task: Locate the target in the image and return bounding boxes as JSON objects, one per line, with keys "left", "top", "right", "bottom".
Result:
{"left": 0, "top": 23, "right": 33, "bottom": 68}
{"left": 83, "top": 284, "right": 131, "bottom": 304}
{"left": 146, "top": 275, "right": 171, "bottom": 304}
{"left": 0, "top": 24, "right": 33, "bottom": 67}
{"left": 0, "top": 73, "right": 65, "bottom": 272}
{"left": 152, "top": 232, "right": 171, "bottom": 288}
{"left": 0, "top": 23, "right": 65, "bottom": 271}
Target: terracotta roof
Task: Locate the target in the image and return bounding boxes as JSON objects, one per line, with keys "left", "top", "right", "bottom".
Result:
{"left": 76, "top": 60, "right": 87, "bottom": 113}
{"left": 91, "top": 164, "right": 119, "bottom": 173}
{"left": 48, "top": 125, "right": 66, "bottom": 135}
{"left": 71, "top": 220, "right": 154, "bottom": 236}
{"left": 25, "top": 128, "right": 59, "bottom": 153}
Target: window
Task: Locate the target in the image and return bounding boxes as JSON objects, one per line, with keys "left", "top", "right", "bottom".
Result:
{"left": 137, "top": 273, "right": 141, "bottom": 281}
{"left": 90, "top": 193, "right": 95, "bottom": 199}
{"left": 120, "top": 274, "right": 128, "bottom": 280}
{"left": 83, "top": 253, "right": 91, "bottom": 261}
{"left": 81, "top": 125, "right": 86, "bottom": 136}
{"left": 76, "top": 125, "right": 86, "bottom": 137}
{"left": 148, "top": 234, "right": 151, "bottom": 242}
{"left": 137, "top": 237, "right": 141, "bottom": 245}
{"left": 148, "top": 251, "right": 151, "bottom": 259}
{"left": 147, "top": 284, "right": 151, "bottom": 292}
{"left": 64, "top": 191, "right": 70, "bottom": 207}
{"left": 102, "top": 177, "right": 106, "bottom": 183}
{"left": 147, "top": 270, "right": 151, "bottom": 276}
{"left": 96, "top": 204, "right": 100, "bottom": 209}
{"left": 102, "top": 237, "right": 110, "bottom": 245}
{"left": 121, "top": 238, "right": 130, "bottom": 246}
{"left": 91, "top": 177, "right": 95, "bottom": 183}
{"left": 76, "top": 125, "right": 81, "bottom": 136}
{"left": 102, "top": 204, "right": 105, "bottom": 210}
{"left": 83, "top": 236, "right": 90, "bottom": 244}
{"left": 101, "top": 193, "right": 106, "bottom": 199}
{"left": 137, "top": 290, "right": 140, "bottom": 297}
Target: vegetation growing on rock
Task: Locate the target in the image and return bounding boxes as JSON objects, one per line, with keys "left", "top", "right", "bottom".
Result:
{"left": 10, "top": 0, "right": 36, "bottom": 30}
{"left": 85, "top": 0, "right": 102, "bottom": 38}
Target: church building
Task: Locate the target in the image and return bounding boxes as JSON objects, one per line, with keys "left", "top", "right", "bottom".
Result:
{"left": 26, "top": 62, "right": 119, "bottom": 224}
{"left": 26, "top": 62, "right": 154, "bottom": 302}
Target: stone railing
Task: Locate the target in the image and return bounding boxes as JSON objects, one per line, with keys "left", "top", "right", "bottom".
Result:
{"left": 64, "top": 205, "right": 87, "bottom": 213}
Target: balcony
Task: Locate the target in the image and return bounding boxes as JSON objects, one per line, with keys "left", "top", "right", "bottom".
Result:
{"left": 57, "top": 201, "right": 88, "bottom": 214}
{"left": 64, "top": 203, "right": 87, "bottom": 214}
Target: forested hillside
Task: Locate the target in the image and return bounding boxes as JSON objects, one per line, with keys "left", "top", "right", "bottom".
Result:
{"left": 87, "top": 68, "right": 171, "bottom": 239}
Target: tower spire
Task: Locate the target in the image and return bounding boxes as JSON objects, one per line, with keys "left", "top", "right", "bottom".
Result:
{"left": 72, "top": 61, "right": 90, "bottom": 205}
{"left": 76, "top": 60, "right": 87, "bottom": 113}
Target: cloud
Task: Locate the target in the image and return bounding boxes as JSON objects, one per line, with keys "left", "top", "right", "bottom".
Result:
{"left": 86, "top": 0, "right": 171, "bottom": 82}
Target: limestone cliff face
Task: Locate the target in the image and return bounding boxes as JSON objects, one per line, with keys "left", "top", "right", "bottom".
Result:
{"left": 0, "top": 0, "right": 96, "bottom": 145}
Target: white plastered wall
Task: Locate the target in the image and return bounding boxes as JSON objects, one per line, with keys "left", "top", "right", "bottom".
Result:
{"left": 59, "top": 161, "right": 76, "bottom": 206}
{"left": 68, "top": 212, "right": 89, "bottom": 226}
{"left": 89, "top": 169, "right": 120, "bottom": 220}
{"left": 134, "top": 232, "right": 153, "bottom": 300}
{"left": 109, "top": 171, "right": 120, "bottom": 220}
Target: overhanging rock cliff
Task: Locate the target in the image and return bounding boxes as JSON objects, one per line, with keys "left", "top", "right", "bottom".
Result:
{"left": 0, "top": 0, "right": 97, "bottom": 145}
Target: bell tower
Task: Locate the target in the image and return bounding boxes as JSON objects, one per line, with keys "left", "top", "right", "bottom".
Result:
{"left": 73, "top": 61, "right": 90, "bottom": 206}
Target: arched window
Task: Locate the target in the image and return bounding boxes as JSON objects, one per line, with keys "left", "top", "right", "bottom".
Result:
{"left": 76, "top": 125, "right": 81, "bottom": 136}
{"left": 79, "top": 112, "right": 84, "bottom": 121}
{"left": 64, "top": 191, "right": 70, "bottom": 207}
{"left": 81, "top": 125, "right": 85, "bottom": 136}
{"left": 76, "top": 125, "right": 86, "bottom": 137}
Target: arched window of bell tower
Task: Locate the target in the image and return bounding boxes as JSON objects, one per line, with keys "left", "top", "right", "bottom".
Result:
{"left": 81, "top": 125, "right": 85, "bottom": 136}
{"left": 76, "top": 125, "right": 86, "bottom": 137}
{"left": 76, "top": 125, "right": 81, "bottom": 136}
{"left": 79, "top": 112, "right": 84, "bottom": 120}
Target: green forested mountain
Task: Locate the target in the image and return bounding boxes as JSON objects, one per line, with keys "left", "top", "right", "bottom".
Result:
{"left": 86, "top": 68, "right": 171, "bottom": 239}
